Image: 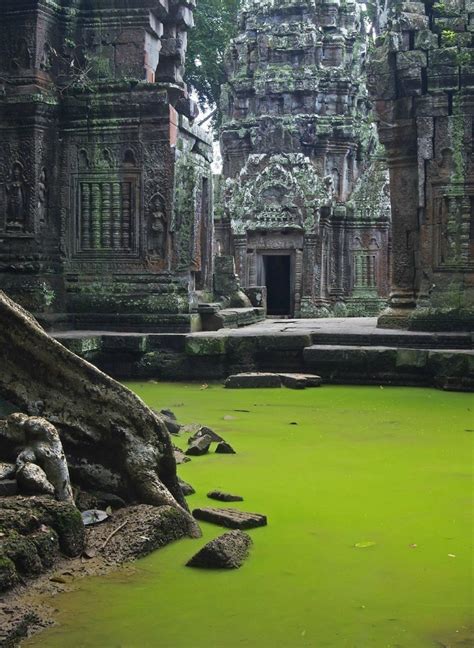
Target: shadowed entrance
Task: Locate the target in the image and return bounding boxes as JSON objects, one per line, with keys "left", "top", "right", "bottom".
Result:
{"left": 263, "top": 255, "right": 291, "bottom": 316}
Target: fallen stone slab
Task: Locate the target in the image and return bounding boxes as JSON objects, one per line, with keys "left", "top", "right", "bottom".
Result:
{"left": 186, "top": 530, "right": 252, "bottom": 569}
{"left": 207, "top": 490, "right": 243, "bottom": 502}
{"left": 160, "top": 409, "right": 177, "bottom": 421}
{"left": 279, "top": 373, "right": 322, "bottom": 389}
{"left": 225, "top": 373, "right": 282, "bottom": 389}
{"left": 215, "top": 442, "right": 236, "bottom": 454}
{"left": 185, "top": 435, "right": 212, "bottom": 456}
{"left": 192, "top": 507, "right": 267, "bottom": 529}
{"left": 188, "top": 426, "right": 224, "bottom": 445}
{"left": 225, "top": 372, "right": 322, "bottom": 389}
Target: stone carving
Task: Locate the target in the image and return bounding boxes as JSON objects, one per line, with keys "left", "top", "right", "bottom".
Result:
{"left": 10, "top": 39, "right": 31, "bottom": 71}
{"left": 40, "top": 43, "right": 54, "bottom": 72}
{"left": 78, "top": 180, "right": 134, "bottom": 251}
{"left": 148, "top": 193, "right": 167, "bottom": 259}
{"left": 37, "top": 168, "right": 47, "bottom": 226}
{"left": 6, "top": 162, "right": 28, "bottom": 231}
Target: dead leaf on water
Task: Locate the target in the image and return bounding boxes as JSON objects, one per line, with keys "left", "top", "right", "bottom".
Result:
{"left": 354, "top": 541, "right": 376, "bottom": 548}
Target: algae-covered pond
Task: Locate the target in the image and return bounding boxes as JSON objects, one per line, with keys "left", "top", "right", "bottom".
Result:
{"left": 27, "top": 384, "right": 473, "bottom": 648}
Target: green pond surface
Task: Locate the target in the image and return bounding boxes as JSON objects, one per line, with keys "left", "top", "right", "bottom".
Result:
{"left": 27, "top": 384, "right": 473, "bottom": 648}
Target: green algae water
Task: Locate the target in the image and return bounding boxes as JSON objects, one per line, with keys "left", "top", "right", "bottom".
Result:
{"left": 26, "top": 384, "right": 473, "bottom": 648}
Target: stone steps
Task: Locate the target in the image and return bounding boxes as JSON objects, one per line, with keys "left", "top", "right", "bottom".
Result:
{"left": 309, "top": 331, "right": 472, "bottom": 350}
{"left": 303, "top": 345, "right": 474, "bottom": 390}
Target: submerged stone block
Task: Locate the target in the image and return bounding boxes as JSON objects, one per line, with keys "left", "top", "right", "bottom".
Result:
{"left": 192, "top": 507, "right": 267, "bottom": 530}
{"left": 186, "top": 530, "right": 252, "bottom": 569}
{"left": 225, "top": 373, "right": 283, "bottom": 388}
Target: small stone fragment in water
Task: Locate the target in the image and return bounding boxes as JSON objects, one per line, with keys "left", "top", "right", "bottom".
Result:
{"left": 185, "top": 435, "right": 212, "bottom": 456}
{"left": 215, "top": 442, "right": 236, "bottom": 454}
{"left": 178, "top": 478, "right": 195, "bottom": 496}
{"left": 193, "top": 507, "right": 267, "bottom": 529}
{"left": 207, "top": 490, "right": 244, "bottom": 502}
{"left": 186, "top": 530, "right": 252, "bottom": 569}
{"left": 187, "top": 426, "right": 223, "bottom": 445}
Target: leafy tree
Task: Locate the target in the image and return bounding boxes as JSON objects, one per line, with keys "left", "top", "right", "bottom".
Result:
{"left": 185, "top": 0, "right": 240, "bottom": 126}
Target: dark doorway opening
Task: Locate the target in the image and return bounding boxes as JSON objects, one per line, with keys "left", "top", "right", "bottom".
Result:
{"left": 264, "top": 255, "right": 292, "bottom": 316}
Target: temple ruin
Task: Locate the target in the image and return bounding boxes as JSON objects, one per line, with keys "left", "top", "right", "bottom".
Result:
{"left": 0, "top": 0, "right": 213, "bottom": 332}
{"left": 216, "top": 0, "right": 392, "bottom": 318}
{"left": 368, "top": 0, "right": 474, "bottom": 330}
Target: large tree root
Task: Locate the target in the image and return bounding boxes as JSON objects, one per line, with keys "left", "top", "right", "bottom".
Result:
{"left": 0, "top": 290, "right": 200, "bottom": 537}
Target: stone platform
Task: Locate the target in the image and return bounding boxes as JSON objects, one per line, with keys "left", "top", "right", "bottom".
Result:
{"left": 54, "top": 318, "right": 474, "bottom": 391}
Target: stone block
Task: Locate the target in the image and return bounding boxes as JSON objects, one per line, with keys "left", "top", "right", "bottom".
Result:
{"left": 396, "top": 349, "right": 428, "bottom": 369}
{"left": 207, "top": 491, "right": 243, "bottom": 502}
{"left": 396, "top": 50, "right": 427, "bottom": 70}
{"left": 101, "top": 335, "right": 147, "bottom": 353}
{"left": 225, "top": 372, "right": 282, "bottom": 388}
{"left": 192, "top": 507, "right": 267, "bottom": 529}
{"left": 428, "top": 351, "right": 469, "bottom": 378}
{"left": 257, "top": 334, "right": 312, "bottom": 352}
{"left": 185, "top": 336, "right": 226, "bottom": 356}
{"left": 414, "top": 30, "right": 440, "bottom": 50}
{"left": 186, "top": 530, "right": 252, "bottom": 569}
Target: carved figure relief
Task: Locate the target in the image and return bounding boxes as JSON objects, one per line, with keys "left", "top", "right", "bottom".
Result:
{"left": 38, "top": 168, "right": 48, "bottom": 226}
{"left": 6, "top": 162, "right": 28, "bottom": 231}
{"left": 40, "top": 43, "right": 54, "bottom": 71}
{"left": 147, "top": 193, "right": 167, "bottom": 259}
{"left": 10, "top": 39, "right": 32, "bottom": 71}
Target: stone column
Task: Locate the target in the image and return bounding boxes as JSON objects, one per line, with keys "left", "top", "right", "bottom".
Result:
{"left": 378, "top": 119, "right": 420, "bottom": 327}
{"left": 233, "top": 234, "right": 248, "bottom": 286}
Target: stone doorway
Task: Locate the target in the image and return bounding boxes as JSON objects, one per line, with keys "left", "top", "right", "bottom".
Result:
{"left": 261, "top": 254, "right": 292, "bottom": 316}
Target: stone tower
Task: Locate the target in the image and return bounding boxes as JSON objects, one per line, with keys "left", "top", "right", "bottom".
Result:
{"left": 0, "top": 0, "right": 213, "bottom": 332}
{"left": 217, "top": 0, "right": 391, "bottom": 317}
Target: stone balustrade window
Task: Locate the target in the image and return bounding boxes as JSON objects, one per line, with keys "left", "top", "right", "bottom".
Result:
{"left": 354, "top": 252, "right": 377, "bottom": 289}
{"left": 75, "top": 177, "right": 138, "bottom": 255}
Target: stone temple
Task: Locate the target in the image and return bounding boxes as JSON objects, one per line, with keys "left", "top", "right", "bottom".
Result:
{"left": 216, "top": 0, "right": 392, "bottom": 318}
{"left": 0, "top": 0, "right": 472, "bottom": 336}
{"left": 0, "top": 0, "right": 213, "bottom": 332}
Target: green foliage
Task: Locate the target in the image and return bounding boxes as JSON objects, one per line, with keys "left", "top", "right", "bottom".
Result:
{"left": 185, "top": 0, "right": 240, "bottom": 126}
{"left": 441, "top": 28, "right": 457, "bottom": 46}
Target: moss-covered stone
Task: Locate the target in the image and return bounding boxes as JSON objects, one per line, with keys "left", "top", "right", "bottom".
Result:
{"left": 185, "top": 336, "right": 227, "bottom": 357}
{"left": 0, "top": 555, "right": 18, "bottom": 591}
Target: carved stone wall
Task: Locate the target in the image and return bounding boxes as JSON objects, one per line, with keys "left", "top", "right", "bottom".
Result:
{"left": 367, "top": 0, "right": 473, "bottom": 330}
{"left": 0, "top": 0, "right": 212, "bottom": 332}
{"left": 218, "top": 0, "right": 391, "bottom": 317}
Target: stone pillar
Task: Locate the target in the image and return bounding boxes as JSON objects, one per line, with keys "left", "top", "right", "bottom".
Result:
{"left": 378, "top": 121, "right": 420, "bottom": 327}
{"left": 233, "top": 234, "right": 248, "bottom": 286}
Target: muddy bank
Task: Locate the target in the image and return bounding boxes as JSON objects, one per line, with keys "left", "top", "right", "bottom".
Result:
{"left": 0, "top": 502, "right": 191, "bottom": 647}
